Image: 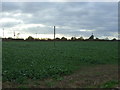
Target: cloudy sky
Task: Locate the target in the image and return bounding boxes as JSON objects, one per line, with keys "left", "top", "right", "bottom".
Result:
{"left": 0, "top": 2, "right": 118, "bottom": 39}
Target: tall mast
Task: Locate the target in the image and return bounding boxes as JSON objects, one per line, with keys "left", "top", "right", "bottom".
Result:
{"left": 3, "top": 28, "right": 4, "bottom": 38}
{"left": 54, "top": 26, "right": 56, "bottom": 47}
{"left": 14, "top": 31, "right": 15, "bottom": 39}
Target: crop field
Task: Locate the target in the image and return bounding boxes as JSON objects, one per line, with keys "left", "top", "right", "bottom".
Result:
{"left": 2, "top": 41, "right": 119, "bottom": 88}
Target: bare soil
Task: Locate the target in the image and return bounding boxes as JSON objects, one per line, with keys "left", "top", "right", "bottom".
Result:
{"left": 2, "top": 64, "right": 118, "bottom": 88}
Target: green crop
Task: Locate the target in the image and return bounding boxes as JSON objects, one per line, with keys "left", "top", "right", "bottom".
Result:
{"left": 2, "top": 41, "right": 118, "bottom": 84}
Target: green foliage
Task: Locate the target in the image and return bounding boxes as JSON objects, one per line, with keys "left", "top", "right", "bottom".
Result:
{"left": 98, "top": 80, "right": 119, "bottom": 88}
{"left": 2, "top": 41, "right": 118, "bottom": 84}
{"left": 45, "top": 80, "right": 56, "bottom": 87}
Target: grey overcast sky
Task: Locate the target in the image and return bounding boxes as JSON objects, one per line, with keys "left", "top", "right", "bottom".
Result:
{"left": 0, "top": 2, "right": 118, "bottom": 39}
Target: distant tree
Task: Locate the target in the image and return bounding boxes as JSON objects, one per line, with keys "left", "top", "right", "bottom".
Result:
{"left": 104, "top": 37, "right": 109, "bottom": 40}
{"left": 96, "top": 37, "right": 99, "bottom": 39}
{"left": 78, "top": 36, "right": 84, "bottom": 40}
{"left": 26, "top": 36, "right": 34, "bottom": 40}
{"left": 71, "top": 37, "right": 77, "bottom": 40}
{"left": 8, "top": 37, "right": 13, "bottom": 39}
{"left": 112, "top": 38, "right": 116, "bottom": 41}
{"left": 61, "top": 37, "right": 67, "bottom": 40}
{"left": 88, "top": 34, "right": 94, "bottom": 40}
{"left": 40, "top": 38, "right": 46, "bottom": 41}
{"left": 48, "top": 38, "right": 52, "bottom": 41}
{"left": 95, "top": 37, "right": 100, "bottom": 41}
{"left": 34, "top": 38, "right": 40, "bottom": 41}
{"left": 16, "top": 33, "right": 20, "bottom": 39}
{"left": 55, "top": 37, "right": 60, "bottom": 40}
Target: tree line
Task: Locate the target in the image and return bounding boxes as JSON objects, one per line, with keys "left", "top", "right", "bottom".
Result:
{"left": 2, "top": 34, "right": 118, "bottom": 41}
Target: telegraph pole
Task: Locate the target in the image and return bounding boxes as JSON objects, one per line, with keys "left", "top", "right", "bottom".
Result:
{"left": 14, "top": 31, "right": 15, "bottom": 39}
{"left": 54, "top": 26, "right": 56, "bottom": 47}
{"left": 54, "top": 26, "right": 55, "bottom": 40}
{"left": 3, "top": 28, "right": 4, "bottom": 38}
{"left": 36, "top": 33, "right": 37, "bottom": 38}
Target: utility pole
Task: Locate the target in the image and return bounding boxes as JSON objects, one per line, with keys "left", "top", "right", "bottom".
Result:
{"left": 54, "top": 26, "right": 56, "bottom": 47}
{"left": 17, "top": 33, "right": 20, "bottom": 39}
{"left": 36, "top": 33, "right": 37, "bottom": 38}
{"left": 14, "top": 31, "right": 15, "bottom": 39}
{"left": 3, "top": 28, "right": 4, "bottom": 38}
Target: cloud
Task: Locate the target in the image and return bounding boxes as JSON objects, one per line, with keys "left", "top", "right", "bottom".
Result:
{"left": 79, "top": 29, "right": 95, "bottom": 32}
{"left": 0, "top": 18, "right": 23, "bottom": 23}
{"left": 0, "top": 18, "right": 23, "bottom": 27}
{"left": 1, "top": 2, "right": 118, "bottom": 39}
